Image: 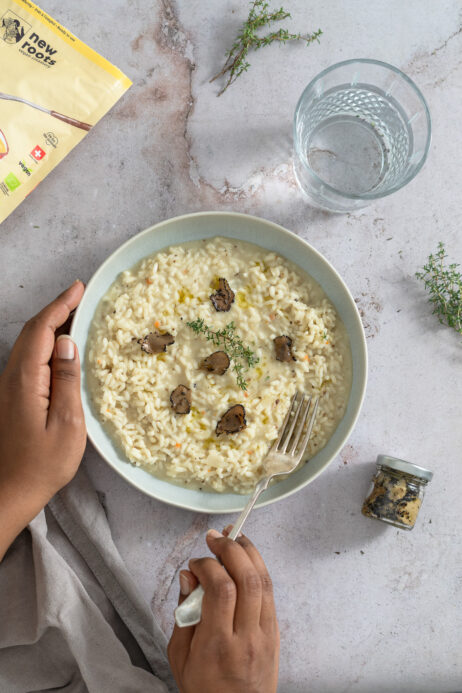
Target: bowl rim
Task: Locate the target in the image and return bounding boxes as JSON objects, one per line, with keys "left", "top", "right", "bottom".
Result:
{"left": 71, "top": 211, "right": 368, "bottom": 513}
{"left": 293, "top": 57, "right": 432, "bottom": 201}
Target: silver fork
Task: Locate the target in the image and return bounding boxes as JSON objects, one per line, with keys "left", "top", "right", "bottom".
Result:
{"left": 175, "top": 392, "right": 319, "bottom": 628}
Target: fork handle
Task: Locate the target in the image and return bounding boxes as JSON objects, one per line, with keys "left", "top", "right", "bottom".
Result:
{"left": 227, "top": 477, "right": 270, "bottom": 540}
{"left": 174, "top": 477, "right": 270, "bottom": 628}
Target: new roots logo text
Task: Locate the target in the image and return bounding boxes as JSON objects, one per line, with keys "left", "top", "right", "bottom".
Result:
{"left": 1, "top": 9, "right": 57, "bottom": 66}
{"left": 21, "top": 32, "right": 58, "bottom": 65}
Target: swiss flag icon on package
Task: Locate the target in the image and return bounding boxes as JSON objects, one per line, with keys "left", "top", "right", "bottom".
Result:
{"left": 31, "top": 145, "right": 46, "bottom": 161}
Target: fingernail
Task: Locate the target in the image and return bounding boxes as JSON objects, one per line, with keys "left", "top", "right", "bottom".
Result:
{"left": 65, "top": 279, "right": 80, "bottom": 289}
{"left": 56, "top": 335, "right": 75, "bottom": 360}
{"left": 179, "top": 572, "right": 191, "bottom": 596}
{"left": 207, "top": 529, "right": 223, "bottom": 539}
{"left": 70, "top": 279, "right": 85, "bottom": 290}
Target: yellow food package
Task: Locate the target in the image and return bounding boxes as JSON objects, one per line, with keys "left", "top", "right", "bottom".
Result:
{"left": 0, "top": 0, "right": 131, "bottom": 223}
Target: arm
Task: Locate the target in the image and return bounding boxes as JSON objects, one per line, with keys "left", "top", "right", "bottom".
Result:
{"left": 168, "top": 526, "right": 280, "bottom": 693}
{"left": 0, "top": 280, "right": 86, "bottom": 561}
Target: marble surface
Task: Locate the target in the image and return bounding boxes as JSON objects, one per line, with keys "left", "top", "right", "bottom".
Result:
{"left": 2, "top": 1, "right": 462, "bottom": 690}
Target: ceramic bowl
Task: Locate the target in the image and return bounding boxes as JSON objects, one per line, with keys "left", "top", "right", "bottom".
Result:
{"left": 71, "top": 212, "right": 367, "bottom": 513}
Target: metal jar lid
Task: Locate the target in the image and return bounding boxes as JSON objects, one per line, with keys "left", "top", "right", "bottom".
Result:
{"left": 377, "top": 455, "right": 433, "bottom": 482}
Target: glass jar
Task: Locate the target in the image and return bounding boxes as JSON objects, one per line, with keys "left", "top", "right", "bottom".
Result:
{"left": 362, "top": 455, "right": 433, "bottom": 530}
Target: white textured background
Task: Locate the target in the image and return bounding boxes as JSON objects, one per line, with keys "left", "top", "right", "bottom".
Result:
{"left": 1, "top": 1, "right": 462, "bottom": 691}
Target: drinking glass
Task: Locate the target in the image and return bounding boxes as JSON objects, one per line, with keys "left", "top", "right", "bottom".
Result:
{"left": 293, "top": 59, "right": 431, "bottom": 212}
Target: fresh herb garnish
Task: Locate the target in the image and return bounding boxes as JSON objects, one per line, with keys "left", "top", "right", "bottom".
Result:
{"left": 416, "top": 241, "right": 462, "bottom": 336}
{"left": 187, "top": 318, "right": 259, "bottom": 390}
{"left": 210, "top": 0, "right": 322, "bottom": 96}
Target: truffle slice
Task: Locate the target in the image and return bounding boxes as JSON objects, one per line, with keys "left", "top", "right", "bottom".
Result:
{"left": 170, "top": 385, "right": 192, "bottom": 414}
{"left": 274, "top": 335, "right": 295, "bottom": 362}
{"left": 210, "top": 278, "right": 235, "bottom": 312}
{"left": 201, "top": 351, "right": 230, "bottom": 375}
{"left": 216, "top": 404, "right": 247, "bottom": 435}
{"left": 138, "top": 331, "right": 174, "bottom": 354}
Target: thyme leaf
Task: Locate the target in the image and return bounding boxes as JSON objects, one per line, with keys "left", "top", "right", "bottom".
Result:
{"left": 416, "top": 241, "right": 462, "bottom": 336}
{"left": 187, "top": 318, "right": 259, "bottom": 390}
{"left": 211, "top": 0, "right": 322, "bottom": 96}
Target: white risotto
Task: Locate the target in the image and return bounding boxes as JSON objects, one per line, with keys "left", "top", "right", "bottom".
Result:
{"left": 87, "top": 237, "right": 351, "bottom": 494}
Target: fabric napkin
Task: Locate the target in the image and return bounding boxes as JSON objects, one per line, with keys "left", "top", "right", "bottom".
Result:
{"left": 0, "top": 468, "right": 177, "bottom": 692}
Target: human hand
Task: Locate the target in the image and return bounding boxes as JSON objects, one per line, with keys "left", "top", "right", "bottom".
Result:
{"left": 0, "top": 280, "right": 86, "bottom": 559}
{"left": 168, "top": 527, "right": 280, "bottom": 693}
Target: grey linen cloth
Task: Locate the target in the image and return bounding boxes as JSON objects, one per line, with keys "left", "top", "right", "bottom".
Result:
{"left": 0, "top": 468, "right": 177, "bottom": 693}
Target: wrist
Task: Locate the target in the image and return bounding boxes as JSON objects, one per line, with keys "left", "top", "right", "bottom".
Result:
{"left": 0, "top": 475, "right": 51, "bottom": 561}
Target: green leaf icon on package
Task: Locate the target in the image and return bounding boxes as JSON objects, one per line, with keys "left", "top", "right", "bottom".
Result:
{"left": 5, "top": 172, "right": 21, "bottom": 191}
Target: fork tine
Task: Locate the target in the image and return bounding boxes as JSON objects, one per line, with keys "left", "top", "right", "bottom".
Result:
{"left": 287, "top": 395, "right": 312, "bottom": 455}
{"left": 279, "top": 394, "right": 305, "bottom": 453}
{"left": 295, "top": 397, "right": 319, "bottom": 462}
{"left": 269, "top": 393, "right": 298, "bottom": 452}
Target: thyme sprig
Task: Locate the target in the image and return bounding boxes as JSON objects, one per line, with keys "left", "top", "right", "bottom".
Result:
{"left": 187, "top": 318, "right": 259, "bottom": 390}
{"left": 210, "top": 0, "right": 322, "bottom": 96}
{"left": 416, "top": 241, "right": 462, "bottom": 336}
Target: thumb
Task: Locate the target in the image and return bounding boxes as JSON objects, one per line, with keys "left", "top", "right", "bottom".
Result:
{"left": 47, "top": 335, "right": 84, "bottom": 431}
